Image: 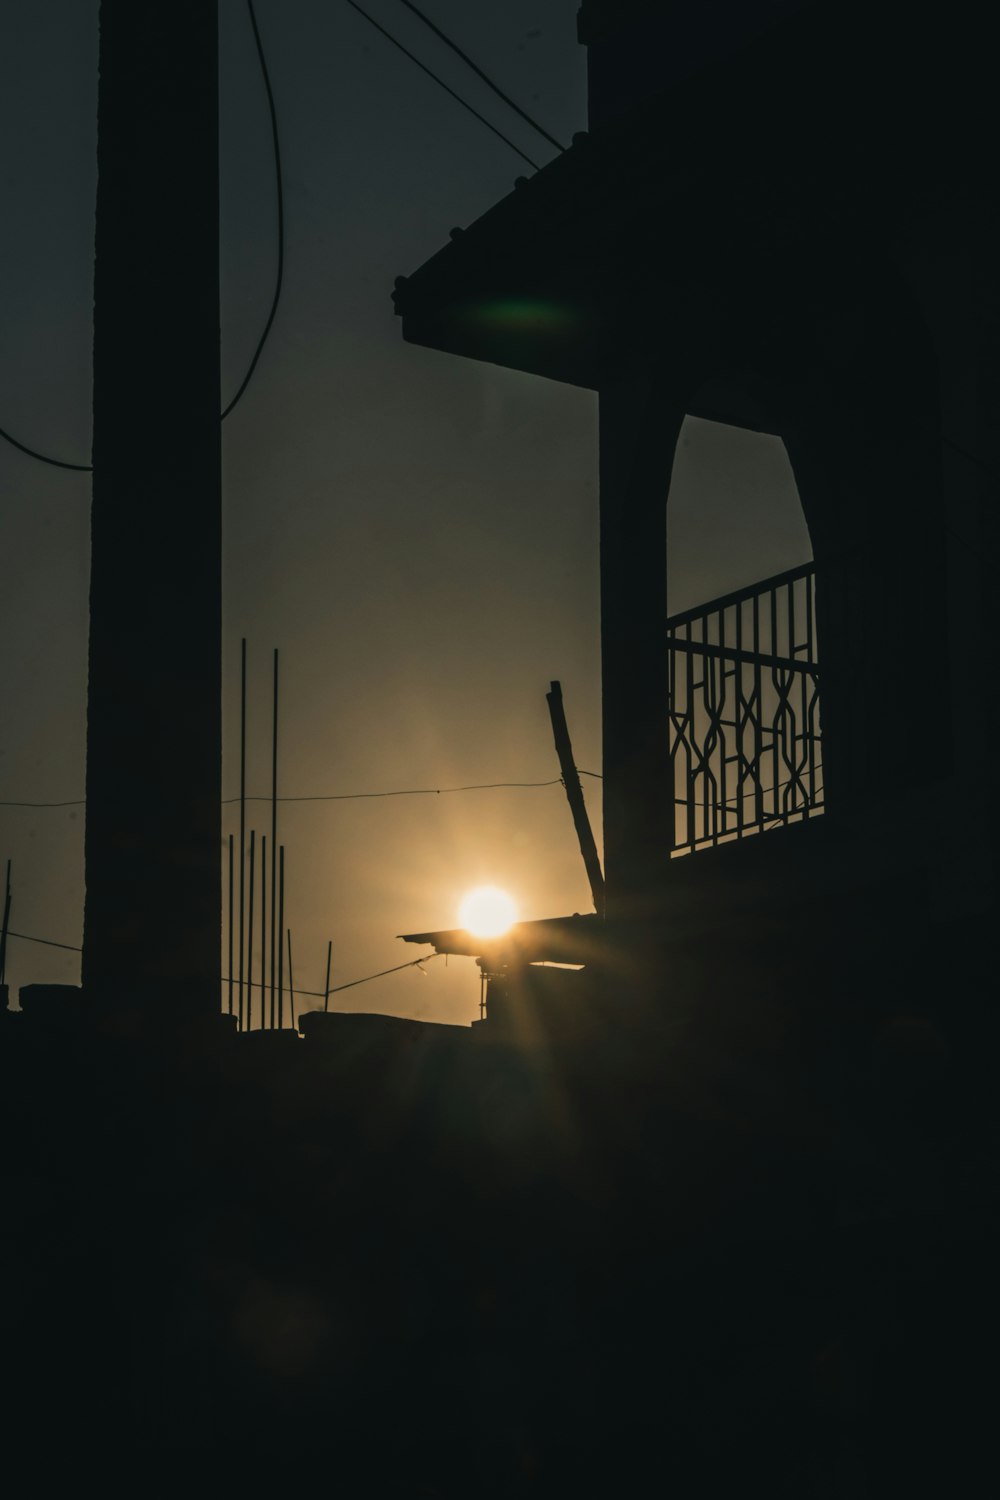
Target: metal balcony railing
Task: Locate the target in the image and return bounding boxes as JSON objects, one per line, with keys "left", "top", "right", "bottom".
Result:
{"left": 667, "top": 562, "right": 823, "bottom": 855}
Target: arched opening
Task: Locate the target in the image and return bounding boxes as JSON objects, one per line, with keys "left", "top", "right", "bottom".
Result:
{"left": 665, "top": 415, "right": 821, "bottom": 854}
{"left": 666, "top": 415, "right": 812, "bottom": 613}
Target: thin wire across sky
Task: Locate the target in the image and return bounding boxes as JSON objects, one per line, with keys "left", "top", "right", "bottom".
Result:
{"left": 1, "top": 0, "right": 564, "bottom": 472}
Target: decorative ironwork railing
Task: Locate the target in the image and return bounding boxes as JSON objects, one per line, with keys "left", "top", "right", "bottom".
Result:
{"left": 667, "top": 562, "right": 823, "bottom": 855}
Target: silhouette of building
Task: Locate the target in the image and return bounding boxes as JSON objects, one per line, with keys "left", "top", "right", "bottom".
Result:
{"left": 393, "top": 0, "right": 998, "bottom": 1013}
{"left": 4, "top": 8, "right": 998, "bottom": 1486}
{"left": 400, "top": 912, "right": 602, "bottom": 1039}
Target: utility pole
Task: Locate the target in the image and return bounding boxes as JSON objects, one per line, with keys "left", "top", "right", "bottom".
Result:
{"left": 84, "top": 2, "right": 221, "bottom": 1027}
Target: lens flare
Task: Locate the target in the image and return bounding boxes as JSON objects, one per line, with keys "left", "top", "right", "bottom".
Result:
{"left": 458, "top": 886, "right": 517, "bottom": 938}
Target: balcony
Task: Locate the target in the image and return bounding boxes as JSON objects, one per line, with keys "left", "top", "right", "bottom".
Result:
{"left": 667, "top": 563, "right": 822, "bottom": 856}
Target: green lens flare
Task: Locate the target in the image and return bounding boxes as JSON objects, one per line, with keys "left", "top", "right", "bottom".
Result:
{"left": 467, "top": 299, "right": 579, "bottom": 333}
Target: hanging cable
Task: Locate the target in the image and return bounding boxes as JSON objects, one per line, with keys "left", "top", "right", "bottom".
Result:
{"left": 344, "top": 0, "right": 540, "bottom": 170}
{"left": 0, "top": 423, "right": 91, "bottom": 472}
{"left": 226, "top": 777, "right": 564, "bottom": 804}
{"left": 220, "top": 951, "right": 439, "bottom": 999}
{"left": 4, "top": 929, "right": 81, "bottom": 952}
{"left": 2, "top": 0, "right": 283, "bottom": 470}
{"left": 221, "top": 0, "right": 285, "bottom": 418}
{"left": 395, "top": 1, "right": 566, "bottom": 153}
{"left": 4, "top": 926, "right": 440, "bottom": 1001}
{"left": 1, "top": 778, "right": 564, "bottom": 809}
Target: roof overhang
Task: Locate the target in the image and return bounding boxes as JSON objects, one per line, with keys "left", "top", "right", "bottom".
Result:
{"left": 393, "top": 139, "right": 607, "bottom": 390}
{"left": 399, "top": 913, "right": 603, "bottom": 968}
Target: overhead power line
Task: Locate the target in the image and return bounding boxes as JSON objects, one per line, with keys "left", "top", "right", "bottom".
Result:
{"left": 221, "top": 0, "right": 284, "bottom": 418}
{"left": 223, "top": 950, "right": 440, "bottom": 998}
{"left": 344, "top": 0, "right": 540, "bottom": 170}
{"left": 1, "top": 769, "right": 825, "bottom": 813}
{"left": 396, "top": 1, "right": 567, "bottom": 153}
{"left": 1, "top": 0, "right": 282, "bottom": 472}
{"left": 5, "top": 929, "right": 81, "bottom": 953}
{"left": 1, "top": 777, "right": 571, "bottom": 810}
{"left": 0, "top": 424, "right": 91, "bottom": 473}
{"left": 0, "top": 798, "right": 85, "bottom": 809}
{"left": 224, "top": 777, "right": 566, "bottom": 804}
{"left": 4, "top": 928, "right": 440, "bottom": 999}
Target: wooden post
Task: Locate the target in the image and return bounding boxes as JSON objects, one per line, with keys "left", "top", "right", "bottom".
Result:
{"left": 545, "top": 681, "right": 605, "bottom": 918}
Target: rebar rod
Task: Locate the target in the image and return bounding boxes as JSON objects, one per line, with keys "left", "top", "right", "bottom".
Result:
{"left": 270, "top": 647, "right": 278, "bottom": 1028}
{"left": 246, "top": 829, "right": 255, "bottom": 1032}
{"left": 277, "top": 842, "right": 285, "bottom": 1029}
{"left": 238, "top": 637, "right": 247, "bottom": 1032}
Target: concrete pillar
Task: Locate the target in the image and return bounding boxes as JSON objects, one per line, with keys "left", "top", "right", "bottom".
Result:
{"left": 84, "top": 2, "right": 221, "bottom": 1024}
{"left": 599, "top": 366, "right": 684, "bottom": 925}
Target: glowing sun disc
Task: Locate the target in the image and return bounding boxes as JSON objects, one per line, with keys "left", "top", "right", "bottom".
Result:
{"left": 458, "top": 886, "right": 517, "bottom": 938}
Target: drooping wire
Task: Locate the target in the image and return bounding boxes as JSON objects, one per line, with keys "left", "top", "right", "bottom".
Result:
{"left": 222, "top": 950, "right": 440, "bottom": 998}
{"left": 226, "top": 777, "right": 564, "bottom": 804}
{"left": 1, "top": 0, "right": 283, "bottom": 471}
{"left": 4, "top": 926, "right": 441, "bottom": 1001}
{"left": 221, "top": 0, "right": 285, "bottom": 419}
{"left": 0, "top": 424, "right": 91, "bottom": 473}
{"left": 4, "top": 929, "right": 81, "bottom": 952}
{"left": 0, "top": 778, "right": 565, "bottom": 809}
{"left": 0, "top": 768, "right": 825, "bottom": 813}
{"left": 395, "top": 1, "right": 566, "bottom": 153}
{"left": 344, "top": 0, "right": 540, "bottom": 170}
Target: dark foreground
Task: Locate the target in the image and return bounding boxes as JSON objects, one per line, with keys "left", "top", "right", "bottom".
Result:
{"left": 2, "top": 952, "right": 997, "bottom": 1495}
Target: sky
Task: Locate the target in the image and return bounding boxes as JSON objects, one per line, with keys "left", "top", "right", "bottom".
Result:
{"left": 0, "top": 0, "right": 810, "bottom": 1025}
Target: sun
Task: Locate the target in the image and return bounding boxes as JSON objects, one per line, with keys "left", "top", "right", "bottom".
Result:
{"left": 458, "top": 886, "right": 518, "bottom": 938}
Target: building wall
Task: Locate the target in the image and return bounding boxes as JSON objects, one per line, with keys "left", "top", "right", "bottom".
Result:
{"left": 579, "top": 0, "right": 821, "bottom": 131}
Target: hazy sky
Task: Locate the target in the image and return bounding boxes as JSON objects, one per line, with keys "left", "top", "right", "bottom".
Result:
{"left": 0, "top": 1, "right": 810, "bottom": 1024}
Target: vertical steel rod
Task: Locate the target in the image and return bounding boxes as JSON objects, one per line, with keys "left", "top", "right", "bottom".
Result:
{"left": 260, "top": 834, "right": 267, "bottom": 1029}
{"left": 227, "top": 834, "right": 234, "bottom": 1016}
{"left": 286, "top": 927, "right": 295, "bottom": 1031}
{"left": 238, "top": 637, "right": 247, "bottom": 1033}
{"left": 324, "top": 939, "right": 332, "bottom": 1013}
{"left": 246, "top": 829, "right": 256, "bottom": 1033}
{"left": 277, "top": 842, "right": 285, "bottom": 1029}
{"left": 270, "top": 647, "right": 278, "bottom": 1029}
{"left": 0, "top": 858, "right": 12, "bottom": 987}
